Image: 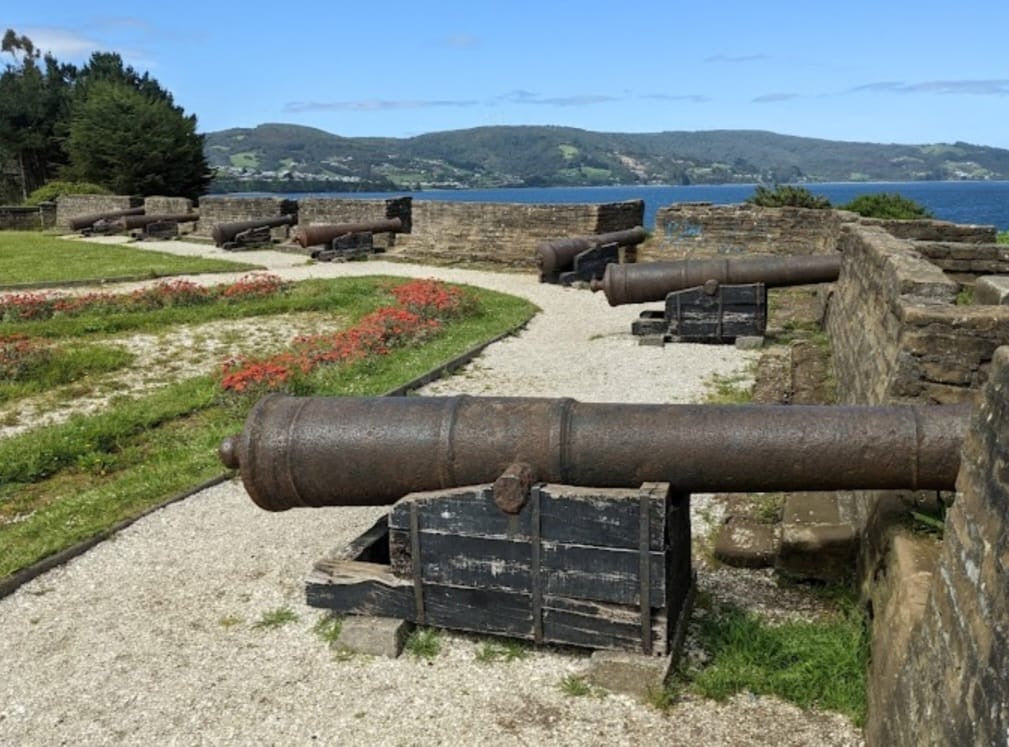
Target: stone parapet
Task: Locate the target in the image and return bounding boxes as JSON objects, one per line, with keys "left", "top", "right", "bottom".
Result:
{"left": 55, "top": 194, "right": 141, "bottom": 229}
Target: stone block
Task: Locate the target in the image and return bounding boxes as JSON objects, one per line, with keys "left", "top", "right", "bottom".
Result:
{"left": 713, "top": 517, "right": 779, "bottom": 568}
{"left": 974, "top": 275, "right": 1009, "bottom": 306}
{"left": 586, "top": 649, "right": 673, "bottom": 700}
{"left": 776, "top": 492, "right": 856, "bottom": 582}
{"left": 734, "top": 335, "right": 764, "bottom": 350}
{"left": 337, "top": 615, "right": 413, "bottom": 658}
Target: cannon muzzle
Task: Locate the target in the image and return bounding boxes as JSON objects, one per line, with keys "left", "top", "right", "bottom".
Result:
{"left": 293, "top": 218, "right": 404, "bottom": 248}
{"left": 221, "top": 394, "right": 968, "bottom": 511}
{"left": 536, "top": 226, "right": 647, "bottom": 275}
{"left": 211, "top": 215, "right": 297, "bottom": 247}
{"left": 591, "top": 254, "right": 841, "bottom": 306}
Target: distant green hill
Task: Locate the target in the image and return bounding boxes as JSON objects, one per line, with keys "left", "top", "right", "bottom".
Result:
{"left": 204, "top": 123, "right": 1009, "bottom": 192}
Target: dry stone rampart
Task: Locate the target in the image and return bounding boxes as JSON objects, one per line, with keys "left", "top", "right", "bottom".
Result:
{"left": 193, "top": 196, "right": 298, "bottom": 241}
{"left": 386, "top": 198, "right": 644, "bottom": 267}
{"left": 55, "top": 194, "right": 142, "bottom": 228}
{"left": 869, "top": 346, "right": 1009, "bottom": 746}
{"left": 144, "top": 196, "right": 195, "bottom": 215}
{"left": 643, "top": 203, "right": 848, "bottom": 259}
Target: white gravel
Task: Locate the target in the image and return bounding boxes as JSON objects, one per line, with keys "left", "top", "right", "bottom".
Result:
{"left": 0, "top": 238, "right": 864, "bottom": 745}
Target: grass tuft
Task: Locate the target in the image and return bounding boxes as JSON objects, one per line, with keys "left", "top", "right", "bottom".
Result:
{"left": 312, "top": 614, "right": 344, "bottom": 646}
{"left": 405, "top": 627, "right": 442, "bottom": 660}
{"left": 252, "top": 607, "right": 299, "bottom": 630}
{"left": 558, "top": 674, "right": 604, "bottom": 698}
{"left": 474, "top": 639, "right": 531, "bottom": 663}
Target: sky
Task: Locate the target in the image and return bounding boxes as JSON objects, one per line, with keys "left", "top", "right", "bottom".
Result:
{"left": 6, "top": 1, "right": 1009, "bottom": 148}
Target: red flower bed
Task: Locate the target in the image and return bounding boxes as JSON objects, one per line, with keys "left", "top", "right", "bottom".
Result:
{"left": 0, "top": 334, "right": 51, "bottom": 380}
{"left": 219, "top": 279, "right": 470, "bottom": 394}
{"left": 0, "top": 273, "right": 290, "bottom": 322}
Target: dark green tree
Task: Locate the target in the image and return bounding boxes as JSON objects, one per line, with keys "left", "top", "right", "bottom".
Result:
{"left": 839, "top": 193, "right": 933, "bottom": 220}
{"left": 746, "top": 184, "right": 831, "bottom": 209}
{"left": 64, "top": 80, "right": 211, "bottom": 199}
{"left": 0, "top": 29, "right": 76, "bottom": 201}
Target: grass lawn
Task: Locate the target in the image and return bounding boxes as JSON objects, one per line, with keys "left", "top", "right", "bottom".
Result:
{"left": 0, "top": 277, "right": 537, "bottom": 578}
{"left": 0, "top": 231, "right": 261, "bottom": 286}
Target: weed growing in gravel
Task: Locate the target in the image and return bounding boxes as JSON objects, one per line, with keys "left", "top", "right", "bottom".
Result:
{"left": 312, "top": 614, "right": 344, "bottom": 646}
{"left": 405, "top": 627, "right": 442, "bottom": 660}
{"left": 703, "top": 366, "right": 755, "bottom": 404}
{"left": 253, "top": 607, "right": 299, "bottom": 630}
{"left": 558, "top": 674, "right": 604, "bottom": 698}
{"left": 218, "top": 615, "right": 243, "bottom": 628}
{"left": 474, "top": 639, "right": 531, "bottom": 663}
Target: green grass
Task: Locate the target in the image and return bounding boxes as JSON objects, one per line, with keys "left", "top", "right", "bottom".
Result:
{"left": 558, "top": 674, "right": 604, "bottom": 698}
{"left": 703, "top": 366, "right": 755, "bottom": 404}
{"left": 0, "top": 231, "right": 259, "bottom": 286}
{"left": 405, "top": 627, "right": 442, "bottom": 660}
{"left": 0, "top": 278, "right": 537, "bottom": 578}
{"left": 684, "top": 598, "right": 868, "bottom": 726}
{"left": 474, "top": 638, "right": 531, "bottom": 663}
{"left": 312, "top": 614, "right": 344, "bottom": 645}
{"left": 997, "top": 230, "right": 1009, "bottom": 245}
{"left": 0, "top": 343, "right": 134, "bottom": 404}
{"left": 253, "top": 607, "right": 299, "bottom": 629}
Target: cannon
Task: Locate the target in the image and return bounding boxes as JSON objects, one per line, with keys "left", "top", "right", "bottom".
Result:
{"left": 69, "top": 207, "right": 145, "bottom": 232}
{"left": 92, "top": 213, "right": 199, "bottom": 237}
{"left": 590, "top": 254, "right": 842, "bottom": 343}
{"left": 590, "top": 254, "right": 841, "bottom": 306}
{"left": 537, "top": 226, "right": 648, "bottom": 285}
{"left": 211, "top": 215, "right": 297, "bottom": 249}
{"left": 294, "top": 217, "right": 404, "bottom": 249}
{"left": 220, "top": 393, "right": 967, "bottom": 512}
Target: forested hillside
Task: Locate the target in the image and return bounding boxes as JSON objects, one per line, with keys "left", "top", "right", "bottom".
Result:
{"left": 205, "top": 124, "right": 1009, "bottom": 192}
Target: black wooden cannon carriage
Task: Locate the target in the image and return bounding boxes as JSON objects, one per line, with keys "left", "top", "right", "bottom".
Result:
{"left": 221, "top": 393, "right": 967, "bottom": 656}
{"left": 536, "top": 226, "right": 647, "bottom": 285}
{"left": 591, "top": 254, "right": 842, "bottom": 344}
{"left": 212, "top": 215, "right": 298, "bottom": 250}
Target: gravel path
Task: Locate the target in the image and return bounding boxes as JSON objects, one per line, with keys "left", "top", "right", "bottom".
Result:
{"left": 0, "top": 238, "right": 864, "bottom": 746}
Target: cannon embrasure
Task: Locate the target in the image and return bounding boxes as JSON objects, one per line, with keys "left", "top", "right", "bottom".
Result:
{"left": 220, "top": 393, "right": 967, "bottom": 512}
{"left": 69, "top": 207, "right": 145, "bottom": 232}
{"left": 589, "top": 254, "right": 842, "bottom": 344}
{"left": 211, "top": 215, "right": 298, "bottom": 249}
{"left": 536, "top": 226, "right": 647, "bottom": 285}
{"left": 293, "top": 217, "right": 404, "bottom": 261}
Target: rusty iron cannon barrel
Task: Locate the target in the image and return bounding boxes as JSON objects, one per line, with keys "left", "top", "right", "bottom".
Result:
{"left": 112, "top": 213, "right": 199, "bottom": 231}
{"left": 211, "top": 215, "right": 297, "bottom": 247}
{"left": 68, "top": 207, "right": 145, "bottom": 231}
{"left": 293, "top": 217, "right": 404, "bottom": 248}
{"left": 220, "top": 394, "right": 969, "bottom": 512}
{"left": 590, "top": 253, "right": 842, "bottom": 306}
{"left": 536, "top": 226, "right": 648, "bottom": 275}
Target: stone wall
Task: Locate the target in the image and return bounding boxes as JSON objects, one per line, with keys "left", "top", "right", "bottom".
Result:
{"left": 826, "top": 224, "right": 1009, "bottom": 406}
{"left": 869, "top": 346, "right": 1009, "bottom": 746}
{"left": 643, "top": 203, "right": 848, "bottom": 259}
{"left": 298, "top": 197, "right": 412, "bottom": 251}
{"left": 912, "top": 241, "right": 1009, "bottom": 276}
{"left": 391, "top": 199, "right": 644, "bottom": 267}
{"left": 0, "top": 203, "right": 56, "bottom": 230}
{"left": 144, "top": 196, "right": 195, "bottom": 215}
{"left": 193, "top": 196, "right": 298, "bottom": 240}
{"left": 861, "top": 216, "right": 996, "bottom": 243}
{"left": 55, "top": 194, "right": 142, "bottom": 228}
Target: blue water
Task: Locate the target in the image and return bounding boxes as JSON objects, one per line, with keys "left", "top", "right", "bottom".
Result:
{"left": 282, "top": 181, "right": 1009, "bottom": 231}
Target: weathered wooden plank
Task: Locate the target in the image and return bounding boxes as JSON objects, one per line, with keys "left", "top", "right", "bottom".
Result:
{"left": 388, "top": 484, "right": 667, "bottom": 550}
{"left": 387, "top": 529, "right": 670, "bottom": 606}
{"left": 305, "top": 560, "right": 414, "bottom": 618}
{"left": 543, "top": 595, "right": 668, "bottom": 655}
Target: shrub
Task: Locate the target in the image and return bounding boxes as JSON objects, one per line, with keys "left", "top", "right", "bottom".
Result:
{"left": 746, "top": 185, "right": 831, "bottom": 209}
{"left": 24, "top": 180, "right": 110, "bottom": 205}
{"left": 839, "top": 193, "right": 933, "bottom": 220}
